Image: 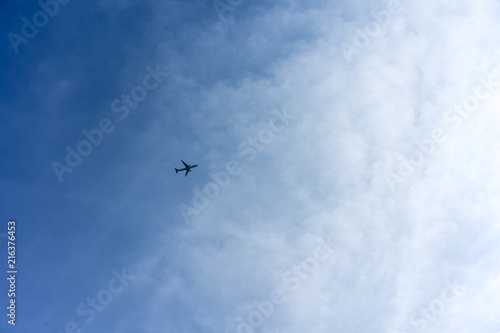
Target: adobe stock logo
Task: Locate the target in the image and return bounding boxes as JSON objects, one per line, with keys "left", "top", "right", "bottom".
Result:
{"left": 179, "top": 107, "right": 295, "bottom": 223}
{"left": 54, "top": 268, "right": 135, "bottom": 333}
{"left": 341, "top": 0, "right": 401, "bottom": 62}
{"left": 408, "top": 278, "right": 465, "bottom": 331}
{"left": 7, "top": 0, "right": 71, "bottom": 54}
{"left": 51, "top": 64, "right": 169, "bottom": 183}
{"left": 385, "top": 64, "right": 500, "bottom": 191}
{"left": 233, "top": 238, "right": 335, "bottom": 333}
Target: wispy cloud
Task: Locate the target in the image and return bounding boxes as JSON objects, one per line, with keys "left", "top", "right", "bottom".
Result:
{"left": 2, "top": 0, "right": 500, "bottom": 332}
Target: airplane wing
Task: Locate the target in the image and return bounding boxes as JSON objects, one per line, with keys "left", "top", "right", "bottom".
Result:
{"left": 185, "top": 169, "right": 190, "bottom": 177}
{"left": 181, "top": 160, "right": 189, "bottom": 168}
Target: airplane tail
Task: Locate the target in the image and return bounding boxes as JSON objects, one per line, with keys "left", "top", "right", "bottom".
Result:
{"left": 175, "top": 168, "right": 179, "bottom": 174}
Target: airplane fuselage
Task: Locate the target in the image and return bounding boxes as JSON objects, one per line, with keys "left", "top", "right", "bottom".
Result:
{"left": 175, "top": 161, "right": 198, "bottom": 176}
{"left": 177, "top": 165, "right": 197, "bottom": 171}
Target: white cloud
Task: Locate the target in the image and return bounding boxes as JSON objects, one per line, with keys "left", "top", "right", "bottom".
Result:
{"left": 112, "top": 0, "right": 500, "bottom": 332}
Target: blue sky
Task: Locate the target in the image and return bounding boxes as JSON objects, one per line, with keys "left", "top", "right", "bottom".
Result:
{"left": 2, "top": 0, "right": 500, "bottom": 332}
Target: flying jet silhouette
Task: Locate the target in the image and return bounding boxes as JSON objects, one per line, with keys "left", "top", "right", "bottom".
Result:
{"left": 175, "top": 160, "right": 198, "bottom": 176}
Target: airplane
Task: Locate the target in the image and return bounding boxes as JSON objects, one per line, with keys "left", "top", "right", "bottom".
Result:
{"left": 175, "top": 160, "right": 198, "bottom": 177}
